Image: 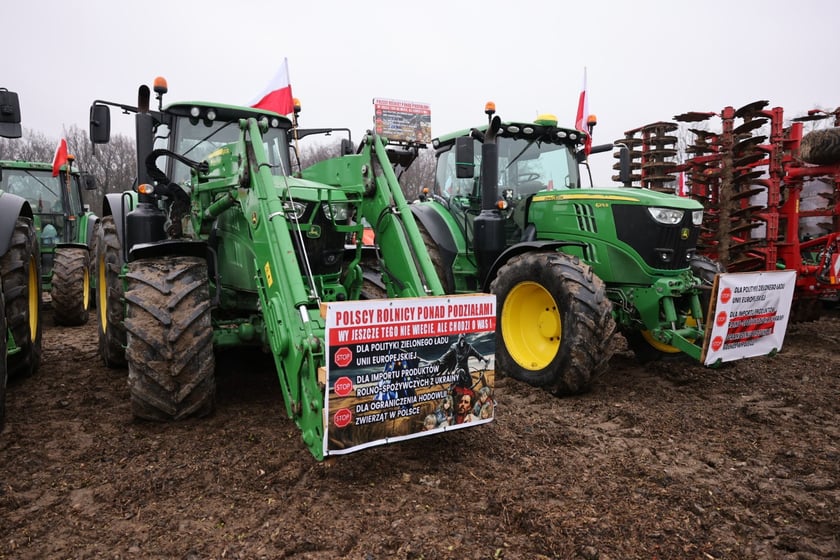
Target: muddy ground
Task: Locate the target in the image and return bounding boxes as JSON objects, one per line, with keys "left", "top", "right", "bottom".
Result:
{"left": 1, "top": 305, "right": 838, "bottom": 560}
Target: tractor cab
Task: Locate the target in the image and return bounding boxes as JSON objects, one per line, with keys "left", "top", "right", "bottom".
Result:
{"left": 432, "top": 110, "right": 585, "bottom": 246}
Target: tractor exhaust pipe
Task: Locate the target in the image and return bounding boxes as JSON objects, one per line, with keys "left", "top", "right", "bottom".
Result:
{"left": 474, "top": 116, "right": 506, "bottom": 284}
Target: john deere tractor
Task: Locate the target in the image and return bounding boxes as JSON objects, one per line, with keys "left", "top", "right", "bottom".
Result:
{"left": 409, "top": 104, "right": 717, "bottom": 395}
{"left": 0, "top": 87, "right": 44, "bottom": 429}
{"left": 89, "top": 79, "right": 444, "bottom": 460}
{"left": 0, "top": 158, "right": 98, "bottom": 326}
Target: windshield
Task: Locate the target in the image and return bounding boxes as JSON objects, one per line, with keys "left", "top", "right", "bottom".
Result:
{"left": 436, "top": 136, "right": 578, "bottom": 200}
{"left": 155, "top": 116, "right": 292, "bottom": 185}
{"left": 0, "top": 167, "right": 82, "bottom": 215}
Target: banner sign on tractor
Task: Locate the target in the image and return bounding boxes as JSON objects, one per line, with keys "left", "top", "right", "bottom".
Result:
{"left": 324, "top": 295, "right": 496, "bottom": 457}
{"left": 372, "top": 98, "right": 431, "bottom": 144}
{"left": 702, "top": 270, "right": 797, "bottom": 365}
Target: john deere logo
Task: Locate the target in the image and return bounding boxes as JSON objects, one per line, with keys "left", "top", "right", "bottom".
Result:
{"left": 680, "top": 228, "right": 690, "bottom": 240}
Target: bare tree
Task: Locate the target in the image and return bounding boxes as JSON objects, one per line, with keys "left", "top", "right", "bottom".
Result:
{"left": 398, "top": 147, "right": 435, "bottom": 201}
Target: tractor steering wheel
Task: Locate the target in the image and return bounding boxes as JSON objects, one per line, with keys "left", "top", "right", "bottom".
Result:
{"left": 517, "top": 172, "right": 540, "bottom": 183}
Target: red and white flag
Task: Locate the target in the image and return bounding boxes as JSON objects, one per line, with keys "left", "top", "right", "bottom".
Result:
{"left": 677, "top": 171, "right": 688, "bottom": 197}
{"left": 250, "top": 57, "right": 295, "bottom": 115}
{"left": 575, "top": 68, "right": 592, "bottom": 155}
{"left": 52, "top": 137, "right": 68, "bottom": 177}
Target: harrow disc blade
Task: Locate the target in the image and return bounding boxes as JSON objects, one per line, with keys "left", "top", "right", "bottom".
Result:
{"left": 733, "top": 135, "right": 767, "bottom": 152}
{"left": 732, "top": 119, "right": 767, "bottom": 135}
{"left": 734, "top": 100, "right": 769, "bottom": 118}
{"left": 675, "top": 111, "right": 717, "bottom": 122}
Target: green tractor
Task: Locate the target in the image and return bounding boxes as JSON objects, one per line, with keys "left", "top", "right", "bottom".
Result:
{"left": 89, "top": 79, "right": 446, "bottom": 460}
{"left": 0, "top": 88, "right": 44, "bottom": 430}
{"left": 0, "top": 158, "right": 99, "bottom": 326}
{"left": 408, "top": 104, "right": 718, "bottom": 395}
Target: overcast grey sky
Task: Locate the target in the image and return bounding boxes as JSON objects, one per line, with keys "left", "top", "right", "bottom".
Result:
{"left": 4, "top": 0, "right": 839, "bottom": 184}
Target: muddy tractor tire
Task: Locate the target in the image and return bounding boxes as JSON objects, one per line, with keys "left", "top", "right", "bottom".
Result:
{"left": 360, "top": 277, "right": 387, "bottom": 300}
{"left": 490, "top": 251, "right": 616, "bottom": 396}
{"left": 417, "top": 220, "right": 454, "bottom": 294}
{"left": 124, "top": 256, "right": 215, "bottom": 421}
{"left": 0, "top": 288, "right": 6, "bottom": 432}
{"left": 799, "top": 128, "right": 840, "bottom": 166}
{"left": 51, "top": 247, "right": 91, "bottom": 326}
{"left": 1, "top": 217, "right": 42, "bottom": 378}
{"left": 95, "top": 216, "right": 127, "bottom": 368}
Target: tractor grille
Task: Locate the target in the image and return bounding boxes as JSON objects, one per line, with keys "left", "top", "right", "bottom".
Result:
{"left": 293, "top": 209, "right": 347, "bottom": 276}
{"left": 612, "top": 205, "right": 699, "bottom": 270}
{"left": 573, "top": 203, "right": 598, "bottom": 233}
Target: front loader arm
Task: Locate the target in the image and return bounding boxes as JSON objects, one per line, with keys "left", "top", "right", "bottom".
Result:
{"left": 365, "top": 135, "right": 444, "bottom": 297}
{"left": 302, "top": 133, "right": 444, "bottom": 298}
{"left": 238, "top": 118, "right": 326, "bottom": 458}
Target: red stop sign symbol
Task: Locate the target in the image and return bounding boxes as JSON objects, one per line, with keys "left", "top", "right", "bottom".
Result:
{"left": 711, "top": 335, "right": 724, "bottom": 351}
{"left": 716, "top": 311, "right": 728, "bottom": 327}
{"left": 334, "top": 408, "right": 352, "bottom": 428}
{"left": 334, "top": 376, "right": 353, "bottom": 397}
{"left": 334, "top": 347, "right": 353, "bottom": 368}
{"left": 720, "top": 287, "right": 732, "bottom": 304}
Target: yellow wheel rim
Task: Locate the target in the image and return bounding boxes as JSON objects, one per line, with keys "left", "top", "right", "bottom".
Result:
{"left": 501, "top": 281, "right": 560, "bottom": 370}
{"left": 98, "top": 253, "right": 107, "bottom": 330}
{"left": 27, "top": 255, "right": 38, "bottom": 338}
{"left": 82, "top": 267, "right": 90, "bottom": 310}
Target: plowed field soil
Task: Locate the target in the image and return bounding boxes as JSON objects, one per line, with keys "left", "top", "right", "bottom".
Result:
{"left": 2, "top": 305, "right": 839, "bottom": 559}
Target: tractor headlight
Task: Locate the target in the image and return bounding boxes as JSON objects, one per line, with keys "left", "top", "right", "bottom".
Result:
{"left": 322, "top": 202, "right": 352, "bottom": 221}
{"left": 692, "top": 210, "right": 704, "bottom": 225}
{"left": 648, "top": 207, "right": 684, "bottom": 225}
{"left": 282, "top": 201, "right": 307, "bottom": 219}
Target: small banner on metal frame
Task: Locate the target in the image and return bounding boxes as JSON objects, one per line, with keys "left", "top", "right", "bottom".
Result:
{"left": 703, "top": 270, "right": 797, "bottom": 365}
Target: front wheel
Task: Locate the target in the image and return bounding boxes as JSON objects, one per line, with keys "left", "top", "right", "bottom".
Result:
{"left": 490, "top": 252, "right": 616, "bottom": 395}
{"left": 0, "top": 289, "right": 7, "bottom": 431}
{"left": 51, "top": 247, "right": 91, "bottom": 326}
{"left": 1, "top": 217, "right": 42, "bottom": 378}
{"left": 124, "top": 256, "right": 215, "bottom": 421}
{"left": 95, "top": 216, "right": 127, "bottom": 368}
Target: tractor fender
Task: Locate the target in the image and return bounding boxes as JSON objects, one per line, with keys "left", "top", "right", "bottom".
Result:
{"left": 128, "top": 239, "right": 209, "bottom": 263}
{"left": 85, "top": 216, "right": 98, "bottom": 250}
{"left": 410, "top": 203, "right": 458, "bottom": 286}
{"left": 0, "top": 192, "right": 33, "bottom": 256}
{"left": 101, "top": 192, "right": 136, "bottom": 248}
{"left": 481, "top": 240, "right": 587, "bottom": 293}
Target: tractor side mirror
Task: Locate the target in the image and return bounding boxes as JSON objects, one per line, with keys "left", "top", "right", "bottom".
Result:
{"left": 340, "top": 138, "right": 355, "bottom": 156}
{"left": 455, "top": 136, "right": 475, "bottom": 179}
{"left": 90, "top": 104, "right": 111, "bottom": 144}
{"left": 0, "top": 88, "right": 22, "bottom": 139}
{"left": 81, "top": 173, "right": 96, "bottom": 191}
{"left": 616, "top": 144, "right": 632, "bottom": 186}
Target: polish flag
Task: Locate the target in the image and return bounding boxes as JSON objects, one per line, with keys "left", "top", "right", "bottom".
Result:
{"left": 575, "top": 68, "right": 592, "bottom": 155}
{"left": 52, "top": 138, "right": 68, "bottom": 177}
{"left": 677, "top": 171, "right": 688, "bottom": 197}
{"left": 250, "top": 58, "right": 295, "bottom": 115}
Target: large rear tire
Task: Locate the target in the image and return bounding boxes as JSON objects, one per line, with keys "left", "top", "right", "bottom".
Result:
{"left": 51, "top": 247, "right": 91, "bottom": 326}
{"left": 0, "top": 289, "right": 7, "bottom": 432}
{"left": 490, "top": 252, "right": 615, "bottom": 395}
{"left": 799, "top": 128, "right": 840, "bottom": 165}
{"left": 416, "top": 220, "right": 454, "bottom": 293}
{"left": 1, "top": 217, "right": 42, "bottom": 378}
{"left": 124, "top": 256, "right": 215, "bottom": 421}
{"left": 95, "top": 216, "right": 127, "bottom": 368}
